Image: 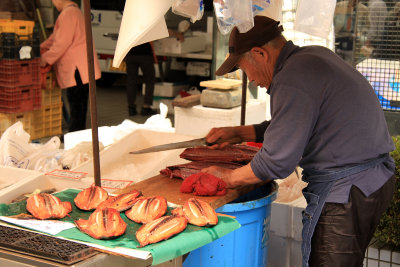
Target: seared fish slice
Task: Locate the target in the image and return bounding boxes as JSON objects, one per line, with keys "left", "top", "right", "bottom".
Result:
{"left": 125, "top": 196, "right": 167, "bottom": 224}
{"left": 75, "top": 208, "right": 126, "bottom": 239}
{"left": 136, "top": 215, "right": 187, "bottom": 247}
{"left": 26, "top": 193, "right": 72, "bottom": 220}
{"left": 74, "top": 186, "right": 109, "bottom": 211}
{"left": 183, "top": 198, "right": 218, "bottom": 226}
{"left": 97, "top": 190, "right": 141, "bottom": 212}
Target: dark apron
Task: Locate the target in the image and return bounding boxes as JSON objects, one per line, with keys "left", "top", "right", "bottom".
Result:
{"left": 300, "top": 154, "right": 389, "bottom": 267}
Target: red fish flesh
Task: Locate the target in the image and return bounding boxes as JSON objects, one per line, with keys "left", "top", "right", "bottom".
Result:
{"left": 160, "top": 161, "right": 243, "bottom": 180}
{"left": 180, "top": 172, "right": 227, "bottom": 196}
{"left": 180, "top": 144, "right": 259, "bottom": 163}
{"left": 75, "top": 208, "right": 126, "bottom": 239}
{"left": 97, "top": 190, "right": 141, "bottom": 212}
{"left": 183, "top": 198, "right": 218, "bottom": 226}
{"left": 136, "top": 215, "right": 187, "bottom": 247}
{"left": 125, "top": 196, "right": 167, "bottom": 224}
{"left": 74, "top": 186, "right": 109, "bottom": 211}
{"left": 26, "top": 193, "right": 72, "bottom": 220}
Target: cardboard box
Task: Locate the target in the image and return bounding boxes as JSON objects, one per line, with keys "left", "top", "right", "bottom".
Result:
{"left": 174, "top": 99, "right": 267, "bottom": 137}
{"left": 153, "top": 35, "right": 206, "bottom": 54}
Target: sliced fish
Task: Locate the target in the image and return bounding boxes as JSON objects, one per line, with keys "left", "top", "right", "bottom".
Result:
{"left": 97, "top": 190, "right": 141, "bottom": 212}
{"left": 136, "top": 215, "right": 187, "bottom": 247}
{"left": 26, "top": 193, "right": 72, "bottom": 220}
{"left": 75, "top": 208, "right": 126, "bottom": 239}
{"left": 74, "top": 186, "right": 109, "bottom": 211}
{"left": 183, "top": 198, "right": 218, "bottom": 226}
{"left": 125, "top": 196, "right": 167, "bottom": 224}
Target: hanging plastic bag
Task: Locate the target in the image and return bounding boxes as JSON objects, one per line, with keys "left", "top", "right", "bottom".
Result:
{"left": 213, "top": 0, "right": 271, "bottom": 35}
{"left": 294, "top": 0, "right": 336, "bottom": 39}
{"left": 172, "top": 0, "right": 204, "bottom": 23}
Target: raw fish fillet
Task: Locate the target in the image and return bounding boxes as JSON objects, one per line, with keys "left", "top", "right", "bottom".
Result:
{"left": 125, "top": 196, "right": 167, "bottom": 224}
{"left": 75, "top": 208, "right": 126, "bottom": 239}
{"left": 180, "top": 144, "right": 259, "bottom": 163}
{"left": 26, "top": 193, "right": 72, "bottom": 220}
{"left": 160, "top": 161, "right": 243, "bottom": 180}
{"left": 97, "top": 190, "right": 141, "bottom": 212}
{"left": 74, "top": 186, "right": 109, "bottom": 211}
{"left": 136, "top": 215, "right": 187, "bottom": 247}
{"left": 180, "top": 172, "right": 227, "bottom": 196}
{"left": 183, "top": 198, "right": 218, "bottom": 226}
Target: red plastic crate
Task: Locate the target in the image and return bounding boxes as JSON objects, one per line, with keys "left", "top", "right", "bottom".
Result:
{"left": 0, "top": 84, "right": 41, "bottom": 113}
{"left": 0, "top": 58, "right": 40, "bottom": 87}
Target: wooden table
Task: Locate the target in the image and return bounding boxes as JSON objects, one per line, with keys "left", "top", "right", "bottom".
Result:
{"left": 114, "top": 174, "right": 265, "bottom": 209}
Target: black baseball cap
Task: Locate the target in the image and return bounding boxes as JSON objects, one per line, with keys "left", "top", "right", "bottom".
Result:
{"left": 215, "top": 16, "right": 284, "bottom": 76}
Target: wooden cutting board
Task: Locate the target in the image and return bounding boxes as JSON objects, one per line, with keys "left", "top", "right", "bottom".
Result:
{"left": 114, "top": 174, "right": 266, "bottom": 209}
{"left": 199, "top": 79, "right": 242, "bottom": 90}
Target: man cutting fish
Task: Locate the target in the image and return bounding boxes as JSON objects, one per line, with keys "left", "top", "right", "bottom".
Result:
{"left": 201, "top": 16, "right": 395, "bottom": 267}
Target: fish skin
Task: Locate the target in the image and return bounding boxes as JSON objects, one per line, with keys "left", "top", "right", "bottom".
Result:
{"left": 183, "top": 198, "right": 218, "bottom": 226}
{"left": 125, "top": 196, "right": 167, "bottom": 224}
{"left": 75, "top": 208, "right": 127, "bottom": 239}
{"left": 74, "top": 186, "right": 109, "bottom": 211}
{"left": 136, "top": 215, "right": 187, "bottom": 247}
{"left": 97, "top": 190, "right": 141, "bottom": 212}
{"left": 26, "top": 193, "right": 72, "bottom": 220}
{"left": 180, "top": 144, "right": 259, "bottom": 163}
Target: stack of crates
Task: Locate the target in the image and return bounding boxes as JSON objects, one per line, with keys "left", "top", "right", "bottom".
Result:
{"left": 30, "top": 71, "right": 62, "bottom": 140}
{"left": 0, "top": 19, "right": 61, "bottom": 139}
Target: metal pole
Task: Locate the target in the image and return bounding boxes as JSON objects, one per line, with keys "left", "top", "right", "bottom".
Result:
{"left": 82, "top": 0, "right": 101, "bottom": 186}
{"left": 240, "top": 72, "right": 247, "bottom": 125}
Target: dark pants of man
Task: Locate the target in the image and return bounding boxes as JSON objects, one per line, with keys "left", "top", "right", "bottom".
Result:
{"left": 66, "top": 69, "right": 89, "bottom": 132}
{"left": 125, "top": 54, "right": 155, "bottom": 108}
{"left": 309, "top": 175, "right": 395, "bottom": 267}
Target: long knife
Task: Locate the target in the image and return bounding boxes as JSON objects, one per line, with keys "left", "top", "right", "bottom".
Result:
{"left": 129, "top": 137, "right": 241, "bottom": 154}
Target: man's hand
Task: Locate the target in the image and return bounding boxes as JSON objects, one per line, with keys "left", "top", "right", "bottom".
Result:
{"left": 40, "top": 57, "right": 48, "bottom": 67}
{"left": 205, "top": 126, "right": 239, "bottom": 149}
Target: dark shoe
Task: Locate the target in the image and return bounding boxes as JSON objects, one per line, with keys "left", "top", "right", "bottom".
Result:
{"left": 129, "top": 106, "right": 137, "bottom": 116}
{"left": 140, "top": 107, "right": 157, "bottom": 116}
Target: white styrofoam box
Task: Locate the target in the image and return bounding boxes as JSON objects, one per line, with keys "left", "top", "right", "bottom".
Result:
{"left": 72, "top": 129, "right": 192, "bottom": 183}
{"left": 186, "top": 61, "right": 210, "bottom": 77}
{"left": 143, "top": 82, "right": 189, "bottom": 97}
{"left": 153, "top": 35, "right": 206, "bottom": 54}
{"left": 267, "top": 234, "right": 302, "bottom": 267}
{"left": 0, "top": 166, "right": 42, "bottom": 195}
{"left": 0, "top": 173, "right": 93, "bottom": 204}
{"left": 291, "top": 196, "right": 307, "bottom": 241}
{"left": 174, "top": 99, "right": 267, "bottom": 137}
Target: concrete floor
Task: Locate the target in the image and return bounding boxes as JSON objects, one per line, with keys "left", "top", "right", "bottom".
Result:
{"left": 61, "top": 75, "right": 174, "bottom": 135}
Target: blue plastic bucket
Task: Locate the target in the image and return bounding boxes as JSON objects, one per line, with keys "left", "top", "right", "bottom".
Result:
{"left": 183, "top": 181, "right": 278, "bottom": 267}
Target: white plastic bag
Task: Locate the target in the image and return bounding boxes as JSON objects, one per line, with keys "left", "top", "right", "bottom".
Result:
{"left": 144, "top": 103, "right": 173, "bottom": 129}
{"left": 172, "top": 0, "right": 204, "bottom": 23}
{"left": 213, "top": 0, "right": 271, "bottom": 35}
{"left": 60, "top": 141, "right": 104, "bottom": 170}
{"left": 0, "top": 122, "right": 62, "bottom": 171}
{"left": 294, "top": 0, "right": 336, "bottom": 39}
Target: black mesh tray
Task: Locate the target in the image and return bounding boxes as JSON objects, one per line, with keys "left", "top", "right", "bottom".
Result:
{"left": 0, "top": 225, "right": 98, "bottom": 264}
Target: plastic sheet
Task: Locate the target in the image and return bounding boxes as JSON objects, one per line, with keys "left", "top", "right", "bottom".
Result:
{"left": 172, "top": 0, "right": 204, "bottom": 23}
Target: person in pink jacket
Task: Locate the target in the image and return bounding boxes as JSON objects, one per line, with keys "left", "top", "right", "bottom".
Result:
{"left": 40, "top": 0, "right": 101, "bottom": 132}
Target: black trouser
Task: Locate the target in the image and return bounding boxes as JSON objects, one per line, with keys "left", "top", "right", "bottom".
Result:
{"left": 125, "top": 53, "right": 155, "bottom": 107}
{"left": 309, "top": 175, "right": 395, "bottom": 266}
{"left": 66, "top": 69, "right": 89, "bottom": 132}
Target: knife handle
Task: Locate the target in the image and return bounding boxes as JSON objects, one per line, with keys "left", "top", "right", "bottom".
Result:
{"left": 206, "top": 136, "right": 242, "bottom": 146}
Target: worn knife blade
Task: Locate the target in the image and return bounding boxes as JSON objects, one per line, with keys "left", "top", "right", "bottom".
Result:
{"left": 129, "top": 137, "right": 241, "bottom": 154}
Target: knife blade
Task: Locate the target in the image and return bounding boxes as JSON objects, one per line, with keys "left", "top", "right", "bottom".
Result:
{"left": 129, "top": 136, "right": 241, "bottom": 154}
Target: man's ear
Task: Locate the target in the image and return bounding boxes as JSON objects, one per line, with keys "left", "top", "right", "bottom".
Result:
{"left": 250, "top": 47, "right": 269, "bottom": 62}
